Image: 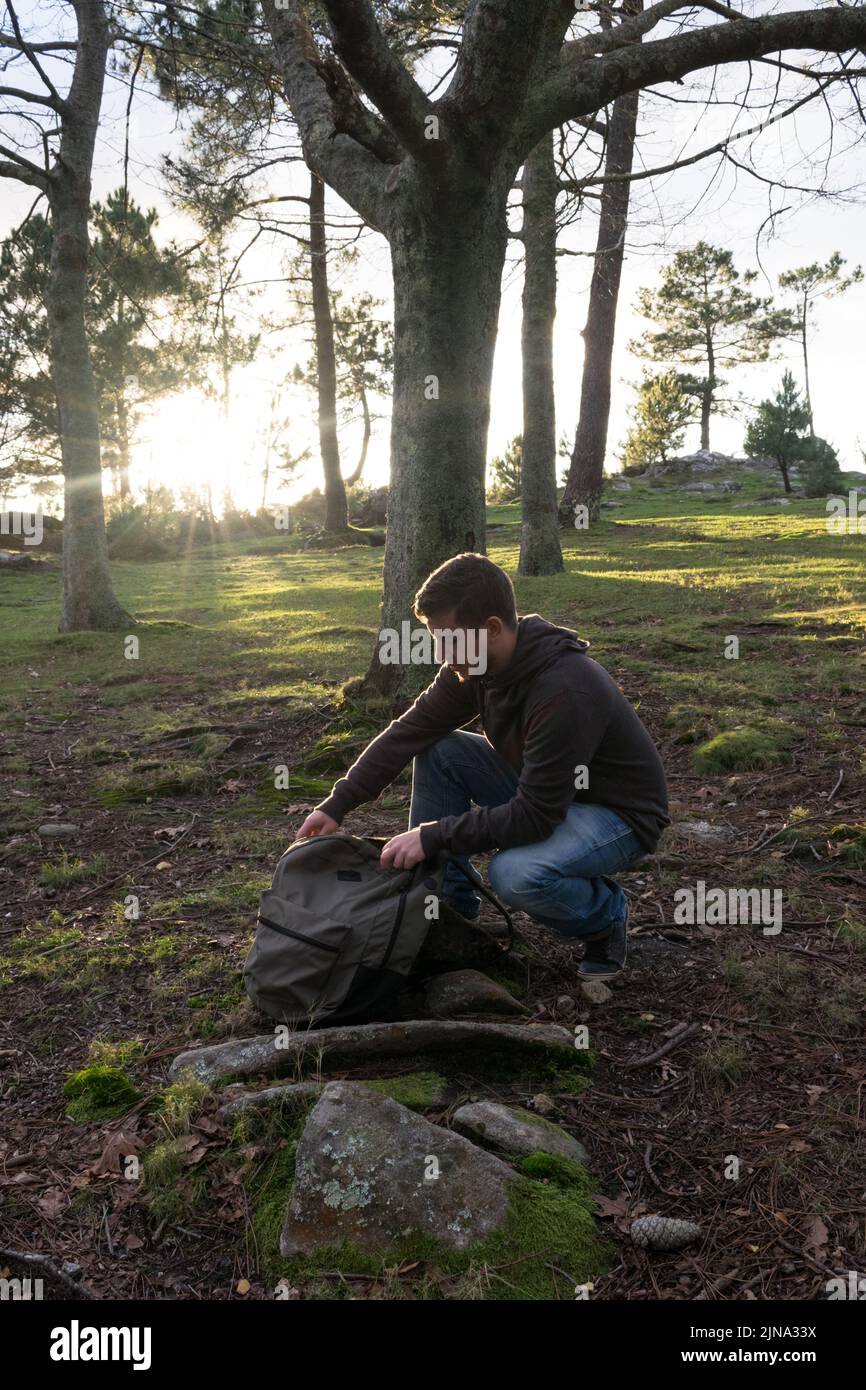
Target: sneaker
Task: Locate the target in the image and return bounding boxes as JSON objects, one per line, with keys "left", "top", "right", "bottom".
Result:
{"left": 577, "top": 902, "right": 629, "bottom": 980}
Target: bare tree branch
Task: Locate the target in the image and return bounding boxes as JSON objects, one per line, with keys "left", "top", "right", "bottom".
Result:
{"left": 0, "top": 140, "right": 48, "bottom": 185}
{"left": 261, "top": 0, "right": 389, "bottom": 232}
{"left": 0, "top": 83, "right": 61, "bottom": 108}
{"left": 521, "top": 5, "right": 866, "bottom": 155}
{"left": 0, "top": 31, "right": 76, "bottom": 53}
{"left": 561, "top": 0, "right": 744, "bottom": 67}
{"left": 318, "top": 0, "right": 438, "bottom": 164}
{"left": 4, "top": 0, "right": 64, "bottom": 109}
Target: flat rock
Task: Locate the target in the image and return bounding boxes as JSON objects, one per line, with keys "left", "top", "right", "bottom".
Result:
{"left": 279, "top": 1081, "right": 515, "bottom": 1257}
{"left": 452, "top": 1101, "right": 588, "bottom": 1165}
{"left": 37, "top": 822, "right": 80, "bottom": 837}
{"left": 423, "top": 969, "right": 528, "bottom": 1018}
{"left": 169, "top": 1018, "right": 577, "bottom": 1085}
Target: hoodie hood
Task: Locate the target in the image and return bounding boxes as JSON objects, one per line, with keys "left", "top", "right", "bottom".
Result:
{"left": 483, "top": 613, "right": 590, "bottom": 688}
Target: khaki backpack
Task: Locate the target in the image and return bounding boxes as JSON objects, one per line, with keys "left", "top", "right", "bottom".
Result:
{"left": 243, "top": 833, "right": 512, "bottom": 1027}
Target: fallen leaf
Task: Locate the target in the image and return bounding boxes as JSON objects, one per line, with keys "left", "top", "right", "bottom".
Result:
{"left": 124, "top": 1234, "right": 145, "bottom": 1251}
{"left": 803, "top": 1216, "right": 829, "bottom": 1260}
{"left": 155, "top": 861, "right": 172, "bottom": 871}
{"left": 89, "top": 1130, "right": 141, "bottom": 1179}
{"left": 236, "top": 1278, "right": 251, "bottom": 1296}
{"left": 37, "top": 1186, "right": 67, "bottom": 1219}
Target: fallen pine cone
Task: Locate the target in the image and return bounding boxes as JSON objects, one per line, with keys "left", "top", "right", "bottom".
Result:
{"left": 630, "top": 1215, "right": 702, "bottom": 1250}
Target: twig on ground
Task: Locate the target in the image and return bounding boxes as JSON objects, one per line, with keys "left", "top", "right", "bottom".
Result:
{"left": 0, "top": 1247, "right": 96, "bottom": 1298}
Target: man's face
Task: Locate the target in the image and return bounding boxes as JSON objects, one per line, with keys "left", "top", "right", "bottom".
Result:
{"left": 423, "top": 610, "right": 504, "bottom": 681}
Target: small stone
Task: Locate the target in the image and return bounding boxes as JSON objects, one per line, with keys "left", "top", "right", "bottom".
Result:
{"left": 61, "top": 1261, "right": 82, "bottom": 1279}
{"left": 528, "top": 1093, "right": 556, "bottom": 1117}
{"left": 37, "top": 823, "right": 80, "bottom": 838}
{"left": 423, "top": 969, "right": 528, "bottom": 1018}
{"left": 579, "top": 979, "right": 613, "bottom": 1005}
{"left": 453, "top": 1101, "right": 589, "bottom": 1165}
{"left": 673, "top": 819, "right": 731, "bottom": 843}
{"left": 630, "top": 1215, "right": 702, "bottom": 1250}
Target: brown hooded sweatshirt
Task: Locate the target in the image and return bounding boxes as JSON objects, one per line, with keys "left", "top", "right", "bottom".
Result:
{"left": 316, "top": 614, "right": 670, "bottom": 858}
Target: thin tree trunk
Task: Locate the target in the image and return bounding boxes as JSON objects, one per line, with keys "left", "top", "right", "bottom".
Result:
{"left": 700, "top": 371, "right": 713, "bottom": 451}
{"left": 117, "top": 392, "right": 132, "bottom": 499}
{"left": 801, "top": 295, "right": 814, "bottom": 437}
{"left": 344, "top": 387, "right": 370, "bottom": 486}
{"left": 47, "top": 0, "right": 129, "bottom": 631}
{"left": 778, "top": 456, "right": 792, "bottom": 493}
{"left": 309, "top": 173, "right": 348, "bottom": 533}
{"left": 363, "top": 178, "right": 510, "bottom": 696}
{"left": 519, "top": 132, "right": 562, "bottom": 576}
{"left": 559, "top": 6, "right": 642, "bottom": 526}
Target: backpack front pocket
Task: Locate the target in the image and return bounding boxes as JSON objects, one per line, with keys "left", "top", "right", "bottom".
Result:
{"left": 247, "top": 893, "right": 351, "bottom": 1023}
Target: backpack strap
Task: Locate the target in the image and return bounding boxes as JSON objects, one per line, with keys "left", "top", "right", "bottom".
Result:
{"left": 438, "top": 853, "right": 515, "bottom": 953}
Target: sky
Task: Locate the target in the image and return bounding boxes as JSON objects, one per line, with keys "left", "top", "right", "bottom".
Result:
{"left": 2, "top": 0, "right": 866, "bottom": 514}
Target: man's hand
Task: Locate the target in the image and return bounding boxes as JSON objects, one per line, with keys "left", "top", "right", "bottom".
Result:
{"left": 380, "top": 827, "right": 426, "bottom": 871}
{"left": 296, "top": 809, "right": 340, "bottom": 839}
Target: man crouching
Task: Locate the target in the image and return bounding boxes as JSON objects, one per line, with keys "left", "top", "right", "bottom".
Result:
{"left": 298, "top": 554, "right": 670, "bottom": 980}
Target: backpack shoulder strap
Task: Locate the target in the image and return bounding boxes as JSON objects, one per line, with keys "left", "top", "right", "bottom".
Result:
{"left": 437, "top": 853, "right": 515, "bottom": 952}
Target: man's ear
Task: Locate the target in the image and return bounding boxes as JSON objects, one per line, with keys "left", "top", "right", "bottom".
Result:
{"left": 485, "top": 616, "right": 504, "bottom": 640}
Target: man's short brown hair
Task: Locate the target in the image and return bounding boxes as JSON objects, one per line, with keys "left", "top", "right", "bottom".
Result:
{"left": 414, "top": 553, "right": 518, "bottom": 630}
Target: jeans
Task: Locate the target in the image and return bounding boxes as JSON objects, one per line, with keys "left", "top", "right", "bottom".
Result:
{"left": 409, "top": 730, "right": 645, "bottom": 941}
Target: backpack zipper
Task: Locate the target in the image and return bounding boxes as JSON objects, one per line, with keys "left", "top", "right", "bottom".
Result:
{"left": 258, "top": 916, "right": 341, "bottom": 952}
{"left": 381, "top": 866, "right": 418, "bottom": 967}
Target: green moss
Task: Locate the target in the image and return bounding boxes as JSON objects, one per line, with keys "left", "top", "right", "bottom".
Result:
{"left": 693, "top": 726, "right": 791, "bottom": 773}
{"left": 838, "top": 914, "right": 866, "bottom": 952}
{"left": 157, "top": 1075, "right": 209, "bottom": 1137}
{"left": 63, "top": 1065, "right": 141, "bottom": 1122}
{"left": 360, "top": 1072, "right": 447, "bottom": 1110}
{"left": 94, "top": 759, "right": 210, "bottom": 805}
{"left": 829, "top": 823, "right": 866, "bottom": 867}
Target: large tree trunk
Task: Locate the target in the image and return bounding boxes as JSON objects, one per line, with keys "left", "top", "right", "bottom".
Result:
{"left": 519, "top": 132, "right": 562, "bottom": 576}
{"left": 559, "top": 12, "right": 642, "bottom": 527}
{"left": 47, "top": 2, "right": 129, "bottom": 632}
{"left": 309, "top": 173, "right": 348, "bottom": 533}
{"left": 364, "top": 177, "right": 510, "bottom": 696}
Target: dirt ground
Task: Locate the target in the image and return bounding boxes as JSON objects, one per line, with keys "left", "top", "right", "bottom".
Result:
{"left": 1, "top": 692, "right": 864, "bottom": 1301}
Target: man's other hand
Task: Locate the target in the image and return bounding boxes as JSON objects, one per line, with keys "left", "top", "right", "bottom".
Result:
{"left": 297, "top": 810, "right": 340, "bottom": 839}
{"left": 380, "top": 827, "right": 426, "bottom": 870}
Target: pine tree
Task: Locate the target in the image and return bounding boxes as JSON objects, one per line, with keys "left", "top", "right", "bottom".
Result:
{"left": 619, "top": 371, "right": 695, "bottom": 475}
{"left": 744, "top": 370, "right": 811, "bottom": 494}
{"left": 629, "top": 242, "right": 795, "bottom": 452}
